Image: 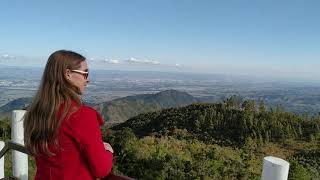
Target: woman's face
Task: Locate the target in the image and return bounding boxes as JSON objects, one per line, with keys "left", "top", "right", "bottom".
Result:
{"left": 67, "top": 61, "right": 90, "bottom": 95}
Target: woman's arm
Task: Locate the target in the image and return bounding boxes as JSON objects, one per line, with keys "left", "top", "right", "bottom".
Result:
{"left": 71, "top": 107, "right": 113, "bottom": 178}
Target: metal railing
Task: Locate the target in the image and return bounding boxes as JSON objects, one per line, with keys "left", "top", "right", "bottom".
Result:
{"left": 0, "top": 141, "right": 134, "bottom": 180}
{"left": 0, "top": 141, "right": 28, "bottom": 180}
{"left": 0, "top": 110, "right": 134, "bottom": 180}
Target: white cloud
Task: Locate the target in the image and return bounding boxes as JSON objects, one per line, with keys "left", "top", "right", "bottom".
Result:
{"left": 125, "top": 57, "right": 160, "bottom": 65}
{"left": 126, "top": 57, "right": 139, "bottom": 63}
{"left": 86, "top": 55, "right": 181, "bottom": 69}
{"left": 144, "top": 59, "right": 160, "bottom": 65}
{"left": 0, "top": 54, "right": 15, "bottom": 59}
{"left": 104, "top": 59, "right": 120, "bottom": 64}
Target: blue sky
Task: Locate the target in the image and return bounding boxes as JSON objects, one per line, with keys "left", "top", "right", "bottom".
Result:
{"left": 0, "top": 0, "right": 320, "bottom": 80}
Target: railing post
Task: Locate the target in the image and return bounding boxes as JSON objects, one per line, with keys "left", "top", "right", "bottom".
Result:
{"left": 261, "top": 156, "right": 289, "bottom": 180}
{"left": 0, "top": 141, "right": 4, "bottom": 179}
{"left": 12, "top": 110, "right": 28, "bottom": 180}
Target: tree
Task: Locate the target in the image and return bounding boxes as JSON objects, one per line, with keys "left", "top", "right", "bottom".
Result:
{"left": 289, "top": 161, "right": 312, "bottom": 180}
{"left": 0, "top": 117, "right": 11, "bottom": 140}
{"left": 258, "top": 99, "right": 266, "bottom": 113}
{"left": 275, "top": 104, "right": 285, "bottom": 114}
{"left": 226, "top": 95, "right": 242, "bottom": 109}
{"left": 242, "top": 100, "right": 256, "bottom": 112}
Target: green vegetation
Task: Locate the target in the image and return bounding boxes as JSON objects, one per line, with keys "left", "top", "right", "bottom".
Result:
{"left": 98, "top": 90, "right": 198, "bottom": 124}
{"left": 288, "top": 149, "right": 320, "bottom": 180}
{"left": 1, "top": 95, "right": 319, "bottom": 179}
{"left": 0, "top": 117, "right": 10, "bottom": 140}
{"left": 107, "top": 97, "right": 320, "bottom": 179}
{"left": 113, "top": 100, "right": 320, "bottom": 146}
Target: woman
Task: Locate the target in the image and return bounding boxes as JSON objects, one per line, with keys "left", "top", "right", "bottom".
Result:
{"left": 24, "top": 50, "right": 113, "bottom": 179}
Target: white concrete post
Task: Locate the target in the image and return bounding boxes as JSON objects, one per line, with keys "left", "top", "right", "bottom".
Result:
{"left": 0, "top": 141, "right": 5, "bottom": 179}
{"left": 262, "top": 156, "right": 290, "bottom": 180}
{"left": 11, "top": 110, "right": 28, "bottom": 180}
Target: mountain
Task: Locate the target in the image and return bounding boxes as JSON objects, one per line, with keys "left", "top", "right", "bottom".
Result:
{"left": 0, "top": 97, "right": 32, "bottom": 119}
{"left": 0, "top": 97, "right": 32, "bottom": 113}
{"left": 108, "top": 102, "right": 320, "bottom": 179}
{"left": 96, "top": 90, "right": 199, "bottom": 125}
{"left": 112, "top": 102, "right": 320, "bottom": 145}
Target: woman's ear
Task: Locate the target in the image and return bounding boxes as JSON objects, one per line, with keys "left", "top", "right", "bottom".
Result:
{"left": 65, "top": 69, "right": 71, "bottom": 80}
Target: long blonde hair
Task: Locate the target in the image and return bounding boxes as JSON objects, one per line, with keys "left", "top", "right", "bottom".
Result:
{"left": 24, "top": 50, "right": 85, "bottom": 156}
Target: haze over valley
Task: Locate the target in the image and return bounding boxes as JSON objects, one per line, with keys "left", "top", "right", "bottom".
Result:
{"left": 1, "top": 66, "right": 320, "bottom": 116}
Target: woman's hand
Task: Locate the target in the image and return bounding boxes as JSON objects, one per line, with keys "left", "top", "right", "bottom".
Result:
{"left": 103, "top": 142, "right": 114, "bottom": 154}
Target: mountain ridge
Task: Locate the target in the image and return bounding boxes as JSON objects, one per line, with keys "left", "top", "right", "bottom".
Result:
{"left": 96, "top": 89, "right": 199, "bottom": 125}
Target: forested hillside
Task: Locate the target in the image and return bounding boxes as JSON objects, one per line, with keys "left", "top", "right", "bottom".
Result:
{"left": 0, "top": 95, "right": 319, "bottom": 179}
{"left": 0, "top": 97, "right": 31, "bottom": 113}
{"left": 97, "top": 90, "right": 198, "bottom": 124}
{"left": 106, "top": 98, "right": 320, "bottom": 179}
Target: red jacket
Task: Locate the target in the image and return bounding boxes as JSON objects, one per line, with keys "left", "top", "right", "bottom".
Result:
{"left": 35, "top": 103, "right": 113, "bottom": 180}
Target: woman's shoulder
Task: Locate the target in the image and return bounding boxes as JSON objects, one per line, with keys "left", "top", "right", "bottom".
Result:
{"left": 70, "top": 104, "right": 104, "bottom": 126}
{"left": 78, "top": 104, "right": 97, "bottom": 114}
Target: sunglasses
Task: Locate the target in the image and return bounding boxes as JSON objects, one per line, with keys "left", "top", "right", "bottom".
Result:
{"left": 71, "top": 69, "right": 89, "bottom": 79}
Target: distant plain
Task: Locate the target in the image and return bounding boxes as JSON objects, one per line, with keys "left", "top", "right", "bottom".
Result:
{"left": 1, "top": 66, "right": 320, "bottom": 115}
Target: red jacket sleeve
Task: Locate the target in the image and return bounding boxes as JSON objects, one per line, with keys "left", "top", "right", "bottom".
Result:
{"left": 69, "top": 105, "right": 113, "bottom": 178}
